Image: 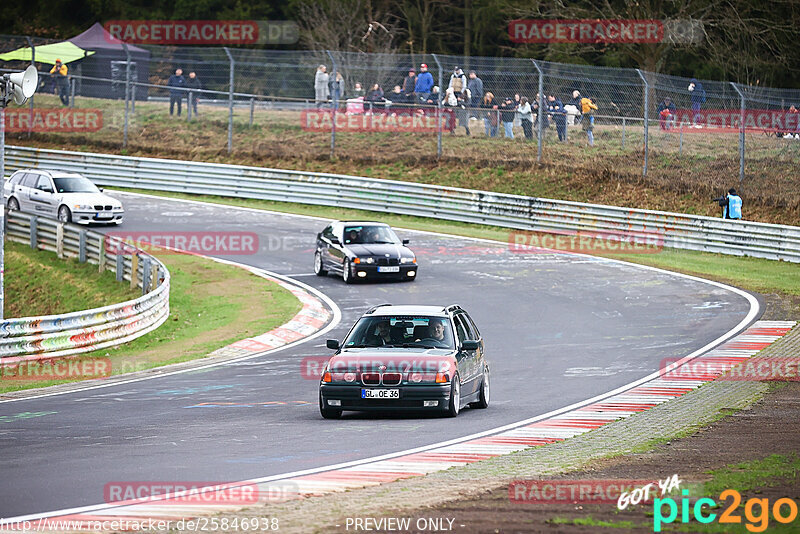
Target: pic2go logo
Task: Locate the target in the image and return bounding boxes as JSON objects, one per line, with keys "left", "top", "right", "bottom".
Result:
{"left": 654, "top": 489, "right": 799, "bottom": 532}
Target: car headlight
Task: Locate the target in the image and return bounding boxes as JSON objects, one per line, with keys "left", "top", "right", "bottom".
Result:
{"left": 400, "top": 257, "right": 416, "bottom": 264}
{"left": 73, "top": 204, "right": 94, "bottom": 210}
{"left": 353, "top": 257, "right": 375, "bottom": 264}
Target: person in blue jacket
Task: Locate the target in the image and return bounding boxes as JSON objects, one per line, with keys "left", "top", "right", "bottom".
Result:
{"left": 688, "top": 78, "right": 706, "bottom": 127}
{"left": 414, "top": 63, "right": 434, "bottom": 105}
{"left": 721, "top": 188, "right": 742, "bottom": 219}
{"left": 547, "top": 94, "right": 567, "bottom": 141}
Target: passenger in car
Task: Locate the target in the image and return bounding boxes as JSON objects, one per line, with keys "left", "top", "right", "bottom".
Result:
{"left": 371, "top": 320, "right": 395, "bottom": 346}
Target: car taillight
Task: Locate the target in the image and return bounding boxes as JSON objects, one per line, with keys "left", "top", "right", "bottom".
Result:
{"left": 435, "top": 372, "right": 448, "bottom": 383}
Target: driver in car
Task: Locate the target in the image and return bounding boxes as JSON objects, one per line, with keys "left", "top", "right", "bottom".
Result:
{"left": 416, "top": 319, "right": 450, "bottom": 345}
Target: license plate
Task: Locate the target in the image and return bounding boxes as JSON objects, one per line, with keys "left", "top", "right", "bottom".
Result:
{"left": 377, "top": 266, "right": 400, "bottom": 273}
{"left": 96, "top": 213, "right": 112, "bottom": 219}
{"left": 362, "top": 389, "right": 399, "bottom": 399}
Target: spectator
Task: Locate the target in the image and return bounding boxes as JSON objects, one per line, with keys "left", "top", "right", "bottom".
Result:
{"left": 717, "top": 188, "right": 742, "bottom": 219}
{"left": 456, "top": 88, "right": 471, "bottom": 136}
{"left": 402, "top": 68, "right": 416, "bottom": 104}
{"left": 779, "top": 105, "right": 800, "bottom": 139}
{"left": 513, "top": 93, "right": 522, "bottom": 128}
{"left": 389, "top": 84, "right": 404, "bottom": 101}
{"left": 352, "top": 82, "right": 365, "bottom": 98}
{"left": 365, "top": 83, "right": 385, "bottom": 112}
{"left": 50, "top": 59, "right": 69, "bottom": 106}
{"left": 448, "top": 67, "right": 467, "bottom": 95}
{"left": 518, "top": 96, "right": 533, "bottom": 140}
{"left": 329, "top": 71, "right": 344, "bottom": 108}
{"left": 424, "top": 86, "right": 441, "bottom": 107}
{"left": 580, "top": 96, "right": 598, "bottom": 146}
{"left": 657, "top": 96, "right": 676, "bottom": 130}
{"left": 444, "top": 87, "right": 459, "bottom": 135}
{"left": 467, "top": 71, "right": 484, "bottom": 118}
{"left": 167, "top": 68, "right": 185, "bottom": 116}
{"left": 566, "top": 90, "right": 582, "bottom": 125}
{"left": 533, "top": 93, "right": 548, "bottom": 131}
{"left": 481, "top": 92, "right": 499, "bottom": 137}
{"left": 500, "top": 96, "right": 517, "bottom": 138}
{"left": 547, "top": 94, "right": 567, "bottom": 141}
{"left": 688, "top": 78, "right": 706, "bottom": 127}
{"left": 414, "top": 63, "right": 434, "bottom": 104}
{"left": 314, "top": 65, "right": 329, "bottom": 108}
{"left": 185, "top": 71, "right": 202, "bottom": 116}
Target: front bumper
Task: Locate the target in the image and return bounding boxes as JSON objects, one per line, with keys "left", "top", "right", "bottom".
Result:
{"left": 72, "top": 209, "right": 124, "bottom": 224}
{"left": 320, "top": 383, "right": 449, "bottom": 411}
{"left": 350, "top": 263, "right": 418, "bottom": 280}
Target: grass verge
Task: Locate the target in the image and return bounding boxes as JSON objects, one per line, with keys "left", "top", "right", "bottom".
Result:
{"left": 4, "top": 239, "right": 139, "bottom": 318}
{"left": 0, "top": 250, "right": 302, "bottom": 393}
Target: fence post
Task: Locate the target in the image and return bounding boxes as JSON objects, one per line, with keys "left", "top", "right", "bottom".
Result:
{"left": 326, "top": 50, "right": 336, "bottom": 159}
{"left": 151, "top": 263, "right": 160, "bottom": 289}
{"left": 142, "top": 257, "right": 151, "bottom": 294}
{"left": 122, "top": 43, "right": 131, "bottom": 149}
{"left": 432, "top": 54, "right": 443, "bottom": 158}
{"left": 116, "top": 252, "right": 124, "bottom": 282}
{"left": 223, "top": 47, "right": 235, "bottom": 154}
{"left": 621, "top": 117, "right": 626, "bottom": 149}
{"left": 730, "top": 82, "right": 746, "bottom": 185}
{"left": 25, "top": 37, "right": 34, "bottom": 139}
{"left": 249, "top": 97, "right": 254, "bottom": 126}
{"left": 635, "top": 69, "right": 649, "bottom": 176}
{"left": 69, "top": 76, "right": 75, "bottom": 108}
{"left": 79, "top": 229, "right": 87, "bottom": 263}
{"left": 130, "top": 252, "right": 139, "bottom": 289}
{"left": 56, "top": 223, "right": 64, "bottom": 259}
{"left": 98, "top": 236, "right": 105, "bottom": 272}
{"left": 187, "top": 91, "right": 192, "bottom": 120}
{"left": 29, "top": 216, "right": 37, "bottom": 250}
{"left": 531, "top": 60, "right": 543, "bottom": 162}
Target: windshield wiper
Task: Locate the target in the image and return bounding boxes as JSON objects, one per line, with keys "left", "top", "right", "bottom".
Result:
{"left": 386, "top": 343, "right": 435, "bottom": 349}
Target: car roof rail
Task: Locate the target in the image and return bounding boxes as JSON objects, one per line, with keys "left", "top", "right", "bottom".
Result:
{"left": 444, "top": 304, "right": 462, "bottom": 313}
{"left": 366, "top": 303, "right": 393, "bottom": 314}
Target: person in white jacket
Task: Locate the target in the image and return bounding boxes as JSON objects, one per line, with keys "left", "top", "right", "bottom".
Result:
{"left": 448, "top": 67, "right": 467, "bottom": 95}
{"left": 314, "top": 65, "right": 329, "bottom": 108}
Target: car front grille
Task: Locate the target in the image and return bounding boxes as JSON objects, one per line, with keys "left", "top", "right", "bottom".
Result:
{"left": 94, "top": 205, "right": 113, "bottom": 211}
{"left": 361, "top": 373, "right": 380, "bottom": 385}
{"left": 382, "top": 373, "right": 402, "bottom": 385}
{"left": 377, "top": 258, "right": 399, "bottom": 266}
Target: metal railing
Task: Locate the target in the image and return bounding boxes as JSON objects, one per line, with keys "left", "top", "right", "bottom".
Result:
{"left": 5, "top": 145, "right": 800, "bottom": 263}
{"left": 0, "top": 210, "right": 170, "bottom": 360}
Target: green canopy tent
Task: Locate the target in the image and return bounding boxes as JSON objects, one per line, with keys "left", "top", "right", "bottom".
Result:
{"left": 0, "top": 41, "right": 94, "bottom": 65}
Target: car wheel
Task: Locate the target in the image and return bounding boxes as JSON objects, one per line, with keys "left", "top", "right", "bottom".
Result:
{"left": 470, "top": 369, "right": 490, "bottom": 409}
{"left": 57, "top": 205, "right": 72, "bottom": 223}
{"left": 314, "top": 251, "right": 327, "bottom": 276}
{"left": 443, "top": 374, "right": 460, "bottom": 418}
{"left": 319, "top": 392, "right": 342, "bottom": 419}
{"left": 7, "top": 197, "right": 20, "bottom": 212}
{"left": 342, "top": 259, "right": 354, "bottom": 284}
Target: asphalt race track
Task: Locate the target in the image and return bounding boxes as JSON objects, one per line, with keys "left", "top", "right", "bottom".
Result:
{"left": 0, "top": 192, "right": 756, "bottom": 518}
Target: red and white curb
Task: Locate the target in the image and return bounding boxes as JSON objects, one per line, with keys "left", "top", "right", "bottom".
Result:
{"left": 5, "top": 320, "right": 793, "bottom": 531}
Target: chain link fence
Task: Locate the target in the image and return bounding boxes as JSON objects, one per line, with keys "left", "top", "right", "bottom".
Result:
{"left": 2, "top": 38, "right": 799, "bottom": 186}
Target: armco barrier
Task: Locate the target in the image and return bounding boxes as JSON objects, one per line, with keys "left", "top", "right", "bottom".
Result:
{"left": 0, "top": 211, "right": 170, "bottom": 361}
{"left": 5, "top": 145, "right": 800, "bottom": 263}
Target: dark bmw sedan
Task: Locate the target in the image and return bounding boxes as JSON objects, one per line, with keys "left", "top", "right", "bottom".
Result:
{"left": 319, "top": 304, "right": 489, "bottom": 418}
{"left": 314, "top": 221, "right": 417, "bottom": 283}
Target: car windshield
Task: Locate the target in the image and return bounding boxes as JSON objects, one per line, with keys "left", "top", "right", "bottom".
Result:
{"left": 343, "top": 316, "right": 454, "bottom": 349}
{"left": 53, "top": 177, "right": 100, "bottom": 193}
{"left": 343, "top": 225, "right": 400, "bottom": 245}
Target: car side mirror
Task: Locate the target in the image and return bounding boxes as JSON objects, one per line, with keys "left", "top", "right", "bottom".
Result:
{"left": 40, "top": 186, "right": 53, "bottom": 193}
{"left": 402, "top": 239, "right": 410, "bottom": 245}
{"left": 330, "top": 237, "right": 340, "bottom": 245}
{"left": 99, "top": 188, "right": 104, "bottom": 192}
{"left": 326, "top": 339, "right": 340, "bottom": 350}
{"left": 460, "top": 340, "right": 479, "bottom": 351}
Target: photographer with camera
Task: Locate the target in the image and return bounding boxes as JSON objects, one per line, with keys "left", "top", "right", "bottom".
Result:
{"left": 713, "top": 188, "right": 743, "bottom": 219}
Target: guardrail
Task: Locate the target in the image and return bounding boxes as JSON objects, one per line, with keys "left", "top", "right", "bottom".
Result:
{"left": 1, "top": 210, "right": 170, "bottom": 360}
{"left": 5, "top": 145, "right": 800, "bottom": 263}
